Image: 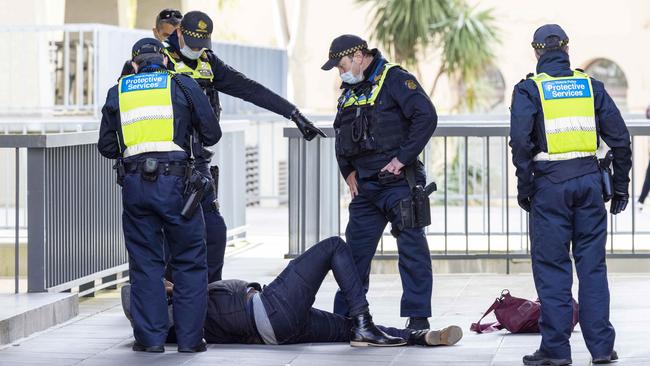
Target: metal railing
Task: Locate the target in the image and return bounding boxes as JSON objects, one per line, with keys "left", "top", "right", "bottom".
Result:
{"left": 285, "top": 117, "right": 650, "bottom": 265}
{"left": 0, "top": 24, "right": 288, "bottom": 119}
{"left": 0, "top": 122, "right": 248, "bottom": 294}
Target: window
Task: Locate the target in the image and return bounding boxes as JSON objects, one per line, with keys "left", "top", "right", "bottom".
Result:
{"left": 584, "top": 58, "right": 628, "bottom": 111}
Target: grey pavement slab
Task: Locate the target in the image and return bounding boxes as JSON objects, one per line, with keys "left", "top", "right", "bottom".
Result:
{"left": 1, "top": 252, "right": 650, "bottom": 365}
{"left": 0, "top": 292, "right": 78, "bottom": 345}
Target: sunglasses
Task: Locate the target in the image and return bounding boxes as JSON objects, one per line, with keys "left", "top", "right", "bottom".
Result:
{"left": 159, "top": 9, "right": 182, "bottom": 20}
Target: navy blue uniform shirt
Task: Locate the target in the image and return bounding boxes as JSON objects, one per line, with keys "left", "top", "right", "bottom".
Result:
{"left": 166, "top": 33, "right": 296, "bottom": 119}
{"left": 509, "top": 50, "right": 632, "bottom": 199}
{"left": 98, "top": 65, "right": 221, "bottom": 159}
{"left": 334, "top": 50, "right": 437, "bottom": 179}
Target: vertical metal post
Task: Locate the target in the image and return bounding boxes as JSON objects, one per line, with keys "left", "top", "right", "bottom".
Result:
{"left": 505, "top": 138, "right": 510, "bottom": 274}
{"left": 27, "top": 148, "right": 46, "bottom": 292}
{"left": 631, "top": 136, "right": 636, "bottom": 253}
{"left": 444, "top": 137, "right": 448, "bottom": 254}
{"left": 76, "top": 31, "right": 84, "bottom": 109}
{"left": 486, "top": 137, "right": 491, "bottom": 254}
{"left": 464, "top": 136, "right": 469, "bottom": 254}
{"left": 63, "top": 31, "right": 70, "bottom": 108}
{"left": 15, "top": 148, "right": 20, "bottom": 294}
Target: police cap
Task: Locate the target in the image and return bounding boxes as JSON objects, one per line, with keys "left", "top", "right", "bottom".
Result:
{"left": 180, "top": 11, "right": 213, "bottom": 50}
{"left": 131, "top": 38, "right": 165, "bottom": 59}
{"left": 321, "top": 34, "right": 368, "bottom": 70}
{"left": 531, "top": 24, "right": 569, "bottom": 50}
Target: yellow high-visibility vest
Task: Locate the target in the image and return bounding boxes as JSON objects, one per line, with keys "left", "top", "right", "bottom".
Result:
{"left": 118, "top": 72, "right": 182, "bottom": 157}
{"left": 164, "top": 48, "right": 214, "bottom": 82}
{"left": 341, "top": 63, "right": 399, "bottom": 108}
{"left": 530, "top": 70, "right": 597, "bottom": 161}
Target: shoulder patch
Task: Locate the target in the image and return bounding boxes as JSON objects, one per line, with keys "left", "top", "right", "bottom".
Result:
{"left": 405, "top": 79, "right": 417, "bottom": 90}
{"left": 167, "top": 50, "right": 180, "bottom": 60}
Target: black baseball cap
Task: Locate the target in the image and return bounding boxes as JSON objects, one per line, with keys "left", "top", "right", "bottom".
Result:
{"left": 532, "top": 24, "right": 569, "bottom": 49}
{"left": 321, "top": 34, "right": 368, "bottom": 70}
{"left": 180, "top": 11, "right": 213, "bottom": 50}
{"left": 131, "top": 38, "right": 165, "bottom": 59}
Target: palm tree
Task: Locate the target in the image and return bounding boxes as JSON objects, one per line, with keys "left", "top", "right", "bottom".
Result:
{"left": 430, "top": 3, "right": 499, "bottom": 111}
{"left": 360, "top": 0, "right": 499, "bottom": 112}
{"left": 358, "top": 0, "right": 454, "bottom": 72}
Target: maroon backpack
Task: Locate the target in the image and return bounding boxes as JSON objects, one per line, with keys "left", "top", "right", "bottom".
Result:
{"left": 470, "top": 290, "right": 579, "bottom": 334}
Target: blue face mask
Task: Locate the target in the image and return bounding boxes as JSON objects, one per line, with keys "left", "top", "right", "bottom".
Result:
{"left": 340, "top": 59, "right": 364, "bottom": 84}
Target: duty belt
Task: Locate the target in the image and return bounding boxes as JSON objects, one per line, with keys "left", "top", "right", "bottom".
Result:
{"left": 124, "top": 161, "right": 189, "bottom": 177}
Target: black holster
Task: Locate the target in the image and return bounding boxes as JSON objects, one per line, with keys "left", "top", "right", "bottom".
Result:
{"left": 206, "top": 86, "right": 222, "bottom": 123}
{"left": 599, "top": 151, "right": 614, "bottom": 202}
{"left": 181, "top": 170, "right": 210, "bottom": 219}
{"left": 390, "top": 165, "right": 437, "bottom": 237}
{"left": 113, "top": 158, "right": 126, "bottom": 186}
{"left": 209, "top": 165, "right": 220, "bottom": 211}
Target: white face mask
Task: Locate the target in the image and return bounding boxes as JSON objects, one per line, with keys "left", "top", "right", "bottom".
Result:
{"left": 340, "top": 58, "right": 364, "bottom": 84}
{"left": 180, "top": 45, "right": 205, "bottom": 60}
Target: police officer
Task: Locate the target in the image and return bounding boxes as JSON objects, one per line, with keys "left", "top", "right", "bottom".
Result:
{"left": 321, "top": 35, "right": 437, "bottom": 330}
{"left": 163, "top": 10, "right": 324, "bottom": 283}
{"left": 98, "top": 38, "right": 221, "bottom": 353}
{"left": 509, "top": 25, "right": 631, "bottom": 365}
{"left": 123, "top": 237, "right": 463, "bottom": 348}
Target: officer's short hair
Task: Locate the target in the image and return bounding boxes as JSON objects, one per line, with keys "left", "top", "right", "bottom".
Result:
{"left": 155, "top": 9, "right": 182, "bottom": 30}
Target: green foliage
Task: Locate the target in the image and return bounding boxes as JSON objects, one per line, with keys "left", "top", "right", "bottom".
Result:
{"left": 359, "top": 0, "right": 454, "bottom": 68}
{"left": 360, "top": 0, "right": 500, "bottom": 112}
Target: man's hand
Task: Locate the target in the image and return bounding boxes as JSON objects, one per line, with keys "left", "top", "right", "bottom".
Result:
{"left": 381, "top": 157, "right": 405, "bottom": 175}
{"left": 610, "top": 191, "right": 629, "bottom": 215}
{"left": 346, "top": 171, "right": 359, "bottom": 198}
{"left": 290, "top": 109, "right": 326, "bottom": 141}
{"left": 518, "top": 196, "right": 531, "bottom": 212}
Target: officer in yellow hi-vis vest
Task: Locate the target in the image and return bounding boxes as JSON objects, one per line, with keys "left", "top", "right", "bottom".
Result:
{"left": 98, "top": 38, "right": 220, "bottom": 353}
{"left": 321, "top": 35, "right": 440, "bottom": 333}
{"left": 161, "top": 11, "right": 324, "bottom": 284}
{"left": 509, "top": 25, "right": 632, "bottom": 366}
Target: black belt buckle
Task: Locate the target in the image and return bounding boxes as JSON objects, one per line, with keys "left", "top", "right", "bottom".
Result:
{"left": 142, "top": 158, "right": 159, "bottom": 182}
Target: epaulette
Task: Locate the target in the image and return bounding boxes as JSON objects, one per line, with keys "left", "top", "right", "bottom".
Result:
{"left": 526, "top": 72, "right": 534, "bottom": 79}
{"left": 575, "top": 68, "right": 584, "bottom": 72}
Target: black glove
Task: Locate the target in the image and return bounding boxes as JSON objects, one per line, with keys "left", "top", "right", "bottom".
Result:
{"left": 290, "top": 109, "right": 326, "bottom": 141}
{"left": 518, "top": 196, "right": 531, "bottom": 212}
{"left": 610, "top": 191, "right": 629, "bottom": 215}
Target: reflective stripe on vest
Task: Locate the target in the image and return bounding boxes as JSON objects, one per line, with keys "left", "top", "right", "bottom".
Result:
{"left": 164, "top": 49, "right": 214, "bottom": 81}
{"left": 341, "top": 63, "right": 399, "bottom": 108}
{"left": 118, "top": 72, "right": 181, "bottom": 158}
{"left": 530, "top": 70, "right": 597, "bottom": 161}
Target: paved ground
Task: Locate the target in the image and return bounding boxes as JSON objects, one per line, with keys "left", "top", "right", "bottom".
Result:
{"left": 1, "top": 255, "right": 649, "bottom": 365}
{"left": 1, "top": 208, "right": 649, "bottom": 365}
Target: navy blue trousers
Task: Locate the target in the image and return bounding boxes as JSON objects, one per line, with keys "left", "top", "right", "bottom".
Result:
{"left": 333, "top": 170, "right": 433, "bottom": 318}
{"left": 261, "top": 237, "right": 412, "bottom": 344}
{"left": 196, "top": 163, "right": 228, "bottom": 282}
{"left": 164, "top": 163, "right": 227, "bottom": 283}
{"left": 122, "top": 157, "right": 207, "bottom": 348}
{"left": 530, "top": 172, "right": 615, "bottom": 359}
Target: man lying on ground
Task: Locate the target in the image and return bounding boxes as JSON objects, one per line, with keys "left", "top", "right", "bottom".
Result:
{"left": 122, "top": 236, "right": 462, "bottom": 348}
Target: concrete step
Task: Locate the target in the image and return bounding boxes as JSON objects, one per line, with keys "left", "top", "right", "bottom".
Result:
{"left": 0, "top": 292, "right": 78, "bottom": 345}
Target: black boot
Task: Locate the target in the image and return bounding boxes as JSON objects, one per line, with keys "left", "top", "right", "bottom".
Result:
{"left": 178, "top": 338, "right": 207, "bottom": 353}
{"left": 350, "top": 312, "right": 406, "bottom": 347}
{"left": 132, "top": 341, "right": 164, "bottom": 353}
{"left": 410, "top": 326, "right": 463, "bottom": 346}
{"left": 592, "top": 350, "right": 618, "bottom": 364}
{"left": 523, "top": 350, "right": 572, "bottom": 366}
{"left": 406, "top": 317, "right": 430, "bottom": 330}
